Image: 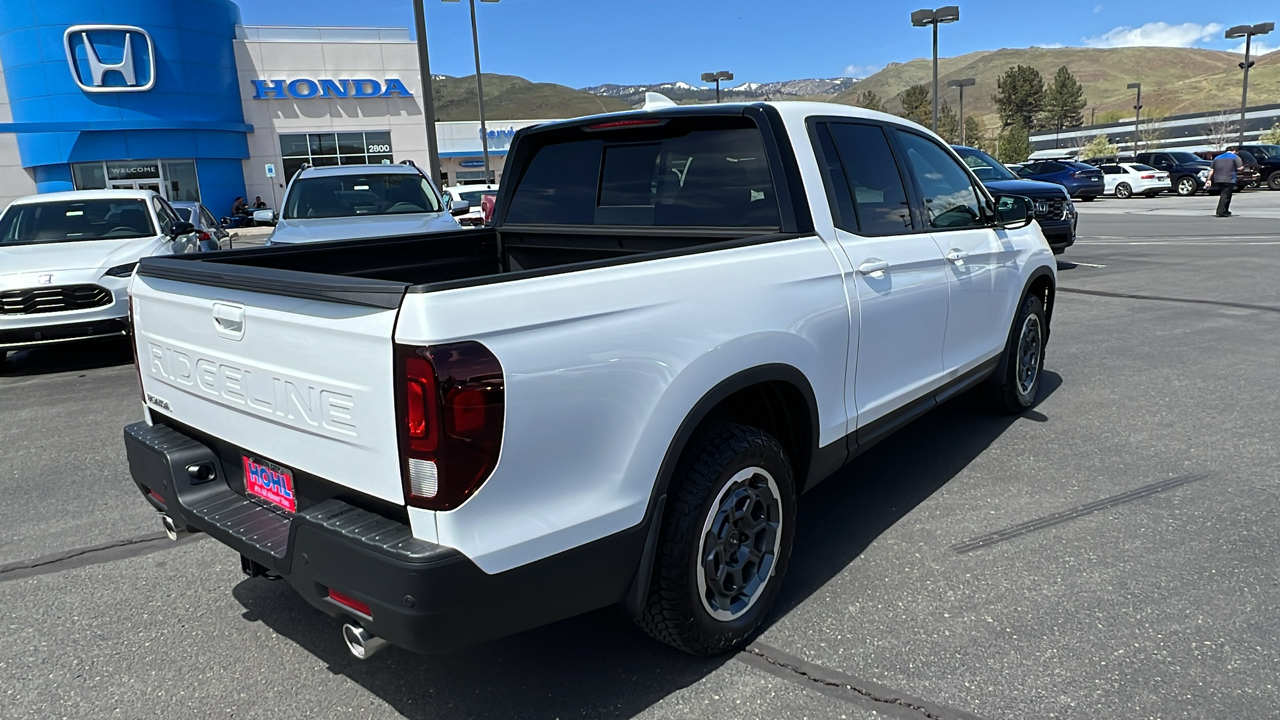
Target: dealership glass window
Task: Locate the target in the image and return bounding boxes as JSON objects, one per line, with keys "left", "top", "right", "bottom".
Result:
{"left": 72, "top": 163, "right": 108, "bottom": 190}
{"left": 279, "top": 131, "right": 395, "bottom": 181}
{"left": 162, "top": 160, "right": 200, "bottom": 202}
{"left": 71, "top": 160, "right": 199, "bottom": 202}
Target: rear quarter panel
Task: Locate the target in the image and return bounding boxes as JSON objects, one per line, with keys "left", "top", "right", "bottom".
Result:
{"left": 395, "top": 236, "right": 851, "bottom": 573}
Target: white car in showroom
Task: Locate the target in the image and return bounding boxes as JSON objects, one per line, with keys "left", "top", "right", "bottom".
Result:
{"left": 0, "top": 189, "right": 200, "bottom": 354}
{"left": 1099, "top": 163, "right": 1170, "bottom": 198}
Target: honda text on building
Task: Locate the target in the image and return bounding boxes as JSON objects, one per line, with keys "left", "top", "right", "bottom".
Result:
{"left": 123, "top": 102, "right": 1058, "bottom": 659}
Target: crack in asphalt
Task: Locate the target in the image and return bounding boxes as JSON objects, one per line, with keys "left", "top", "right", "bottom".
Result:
{"left": 952, "top": 473, "right": 1208, "bottom": 554}
{"left": 739, "top": 641, "right": 987, "bottom": 720}
{"left": 0, "top": 532, "right": 203, "bottom": 582}
{"left": 1060, "top": 287, "right": 1280, "bottom": 314}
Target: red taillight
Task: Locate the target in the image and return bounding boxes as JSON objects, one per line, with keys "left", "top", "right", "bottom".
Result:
{"left": 585, "top": 118, "right": 665, "bottom": 131}
{"left": 1069, "top": 171, "right": 1080, "bottom": 178}
{"left": 396, "top": 342, "right": 504, "bottom": 510}
{"left": 327, "top": 588, "right": 371, "bottom": 616}
{"left": 1141, "top": 174, "right": 1155, "bottom": 179}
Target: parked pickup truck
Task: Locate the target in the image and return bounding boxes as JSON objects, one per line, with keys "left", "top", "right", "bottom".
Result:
{"left": 124, "top": 102, "right": 1057, "bottom": 659}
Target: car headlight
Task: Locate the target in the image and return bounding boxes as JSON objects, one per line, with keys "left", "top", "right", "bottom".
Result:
{"left": 1198, "top": 169, "right": 1210, "bottom": 179}
{"left": 104, "top": 262, "right": 139, "bottom": 278}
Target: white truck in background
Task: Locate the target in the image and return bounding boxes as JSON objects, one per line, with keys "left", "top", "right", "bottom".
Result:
{"left": 123, "top": 102, "right": 1057, "bottom": 659}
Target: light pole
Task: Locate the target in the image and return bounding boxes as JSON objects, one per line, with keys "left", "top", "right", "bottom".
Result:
{"left": 412, "top": 0, "right": 443, "bottom": 188}
{"left": 911, "top": 6, "right": 960, "bottom": 132}
{"left": 701, "top": 71, "right": 734, "bottom": 103}
{"left": 444, "top": 0, "right": 500, "bottom": 184}
{"left": 1225, "top": 22, "right": 1275, "bottom": 146}
{"left": 1127, "top": 82, "right": 1142, "bottom": 153}
{"left": 947, "top": 77, "right": 974, "bottom": 144}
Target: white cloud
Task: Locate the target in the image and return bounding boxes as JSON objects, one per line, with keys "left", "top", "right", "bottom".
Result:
{"left": 1231, "top": 39, "right": 1275, "bottom": 55}
{"left": 842, "top": 63, "right": 884, "bottom": 78}
{"left": 1084, "top": 21, "right": 1224, "bottom": 48}
{"left": 1093, "top": 4, "right": 1103, "bottom": 14}
{"left": 1034, "top": 43, "right": 1065, "bottom": 49}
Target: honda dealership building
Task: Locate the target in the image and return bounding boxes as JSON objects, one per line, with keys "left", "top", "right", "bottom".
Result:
{"left": 0, "top": 0, "right": 545, "bottom": 214}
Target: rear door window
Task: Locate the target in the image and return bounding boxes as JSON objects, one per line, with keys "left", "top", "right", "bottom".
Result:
{"left": 815, "top": 122, "right": 913, "bottom": 236}
{"left": 505, "top": 118, "right": 781, "bottom": 228}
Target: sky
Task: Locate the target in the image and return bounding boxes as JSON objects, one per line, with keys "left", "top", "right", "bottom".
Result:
{"left": 238, "top": 1, "right": 1276, "bottom": 88}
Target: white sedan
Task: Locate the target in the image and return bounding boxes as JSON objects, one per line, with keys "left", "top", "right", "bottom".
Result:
{"left": 0, "top": 189, "right": 200, "bottom": 353}
{"left": 1100, "top": 163, "right": 1169, "bottom": 198}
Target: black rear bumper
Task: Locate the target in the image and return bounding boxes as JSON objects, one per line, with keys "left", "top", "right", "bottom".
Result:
{"left": 123, "top": 421, "right": 645, "bottom": 655}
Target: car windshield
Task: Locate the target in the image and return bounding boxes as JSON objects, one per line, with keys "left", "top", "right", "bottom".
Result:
{"left": 172, "top": 207, "right": 193, "bottom": 222}
{"left": 283, "top": 173, "right": 443, "bottom": 220}
{"left": 1168, "top": 152, "right": 1204, "bottom": 164}
{"left": 0, "top": 199, "right": 155, "bottom": 247}
{"left": 952, "top": 147, "right": 1018, "bottom": 181}
{"left": 1249, "top": 144, "right": 1279, "bottom": 160}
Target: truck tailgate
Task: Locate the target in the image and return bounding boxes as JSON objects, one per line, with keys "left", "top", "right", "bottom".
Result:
{"left": 131, "top": 271, "right": 405, "bottom": 505}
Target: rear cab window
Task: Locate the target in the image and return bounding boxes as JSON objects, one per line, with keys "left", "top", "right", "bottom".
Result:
{"left": 503, "top": 115, "right": 782, "bottom": 229}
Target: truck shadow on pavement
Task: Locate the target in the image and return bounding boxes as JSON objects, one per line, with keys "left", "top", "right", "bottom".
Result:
{"left": 230, "top": 372, "right": 1061, "bottom": 719}
{"left": 0, "top": 337, "right": 133, "bottom": 377}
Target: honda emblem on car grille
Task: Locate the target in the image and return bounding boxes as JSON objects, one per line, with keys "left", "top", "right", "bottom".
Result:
{"left": 1034, "top": 200, "right": 1049, "bottom": 215}
{"left": 37, "top": 274, "right": 53, "bottom": 285}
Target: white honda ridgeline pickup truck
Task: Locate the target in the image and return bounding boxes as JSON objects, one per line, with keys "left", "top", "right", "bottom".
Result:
{"left": 124, "top": 102, "right": 1056, "bottom": 659}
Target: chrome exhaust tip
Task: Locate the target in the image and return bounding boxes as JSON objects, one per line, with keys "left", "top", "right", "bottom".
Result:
{"left": 342, "top": 623, "right": 389, "bottom": 660}
{"left": 161, "top": 514, "right": 184, "bottom": 541}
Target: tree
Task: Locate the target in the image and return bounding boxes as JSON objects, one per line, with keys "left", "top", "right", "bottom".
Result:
{"left": 995, "top": 121, "right": 1032, "bottom": 164}
{"left": 1042, "top": 66, "right": 1086, "bottom": 131}
{"left": 851, "top": 90, "right": 884, "bottom": 113}
{"left": 1079, "top": 134, "right": 1119, "bottom": 161}
{"left": 1260, "top": 122, "right": 1280, "bottom": 145}
{"left": 963, "top": 115, "right": 985, "bottom": 148}
{"left": 1136, "top": 111, "right": 1168, "bottom": 153}
{"left": 898, "top": 84, "right": 931, "bottom": 126}
{"left": 936, "top": 102, "right": 960, "bottom": 143}
{"left": 1206, "top": 112, "right": 1238, "bottom": 151}
{"left": 993, "top": 65, "right": 1045, "bottom": 131}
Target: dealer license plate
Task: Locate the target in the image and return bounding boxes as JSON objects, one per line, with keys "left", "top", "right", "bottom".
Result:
{"left": 243, "top": 455, "right": 297, "bottom": 513}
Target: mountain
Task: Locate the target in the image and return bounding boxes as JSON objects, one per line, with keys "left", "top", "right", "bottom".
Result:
{"left": 833, "top": 46, "right": 1280, "bottom": 126}
{"left": 583, "top": 77, "right": 859, "bottom": 105}
{"left": 431, "top": 74, "right": 630, "bottom": 121}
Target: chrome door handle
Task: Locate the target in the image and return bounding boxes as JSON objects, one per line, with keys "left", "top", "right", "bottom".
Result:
{"left": 946, "top": 249, "right": 968, "bottom": 264}
{"left": 857, "top": 259, "right": 889, "bottom": 276}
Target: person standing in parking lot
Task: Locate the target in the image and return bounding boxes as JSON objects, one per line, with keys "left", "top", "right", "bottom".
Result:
{"left": 1208, "top": 149, "right": 1243, "bottom": 217}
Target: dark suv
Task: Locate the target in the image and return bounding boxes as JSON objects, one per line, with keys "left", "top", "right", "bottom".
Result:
{"left": 1015, "top": 161, "right": 1105, "bottom": 201}
{"left": 1134, "top": 151, "right": 1211, "bottom": 196}
{"left": 1236, "top": 144, "right": 1280, "bottom": 191}
{"left": 953, "top": 145, "right": 1077, "bottom": 254}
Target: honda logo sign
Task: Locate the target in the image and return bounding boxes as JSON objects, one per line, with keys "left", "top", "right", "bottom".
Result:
{"left": 64, "top": 25, "right": 155, "bottom": 93}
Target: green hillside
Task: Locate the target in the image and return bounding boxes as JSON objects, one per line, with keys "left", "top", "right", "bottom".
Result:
{"left": 431, "top": 74, "right": 630, "bottom": 121}
{"left": 834, "top": 46, "right": 1280, "bottom": 126}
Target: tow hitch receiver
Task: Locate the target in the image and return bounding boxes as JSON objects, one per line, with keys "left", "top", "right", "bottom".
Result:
{"left": 241, "top": 555, "right": 275, "bottom": 579}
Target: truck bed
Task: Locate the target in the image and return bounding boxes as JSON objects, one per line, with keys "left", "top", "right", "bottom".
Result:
{"left": 138, "top": 225, "right": 788, "bottom": 307}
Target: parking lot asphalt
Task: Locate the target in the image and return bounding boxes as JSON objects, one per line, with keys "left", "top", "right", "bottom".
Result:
{"left": 2, "top": 191, "right": 1278, "bottom": 719}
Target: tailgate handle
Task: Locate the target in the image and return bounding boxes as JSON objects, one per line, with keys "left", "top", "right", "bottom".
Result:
{"left": 212, "top": 302, "right": 245, "bottom": 340}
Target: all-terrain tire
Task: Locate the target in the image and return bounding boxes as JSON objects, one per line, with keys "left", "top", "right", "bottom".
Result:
{"left": 636, "top": 423, "right": 796, "bottom": 655}
{"left": 988, "top": 293, "right": 1047, "bottom": 414}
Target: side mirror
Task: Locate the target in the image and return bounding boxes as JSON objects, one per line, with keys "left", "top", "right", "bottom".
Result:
{"left": 168, "top": 221, "right": 196, "bottom": 238}
{"left": 252, "top": 209, "right": 276, "bottom": 225}
{"left": 449, "top": 200, "right": 472, "bottom": 217}
{"left": 994, "top": 195, "right": 1035, "bottom": 230}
